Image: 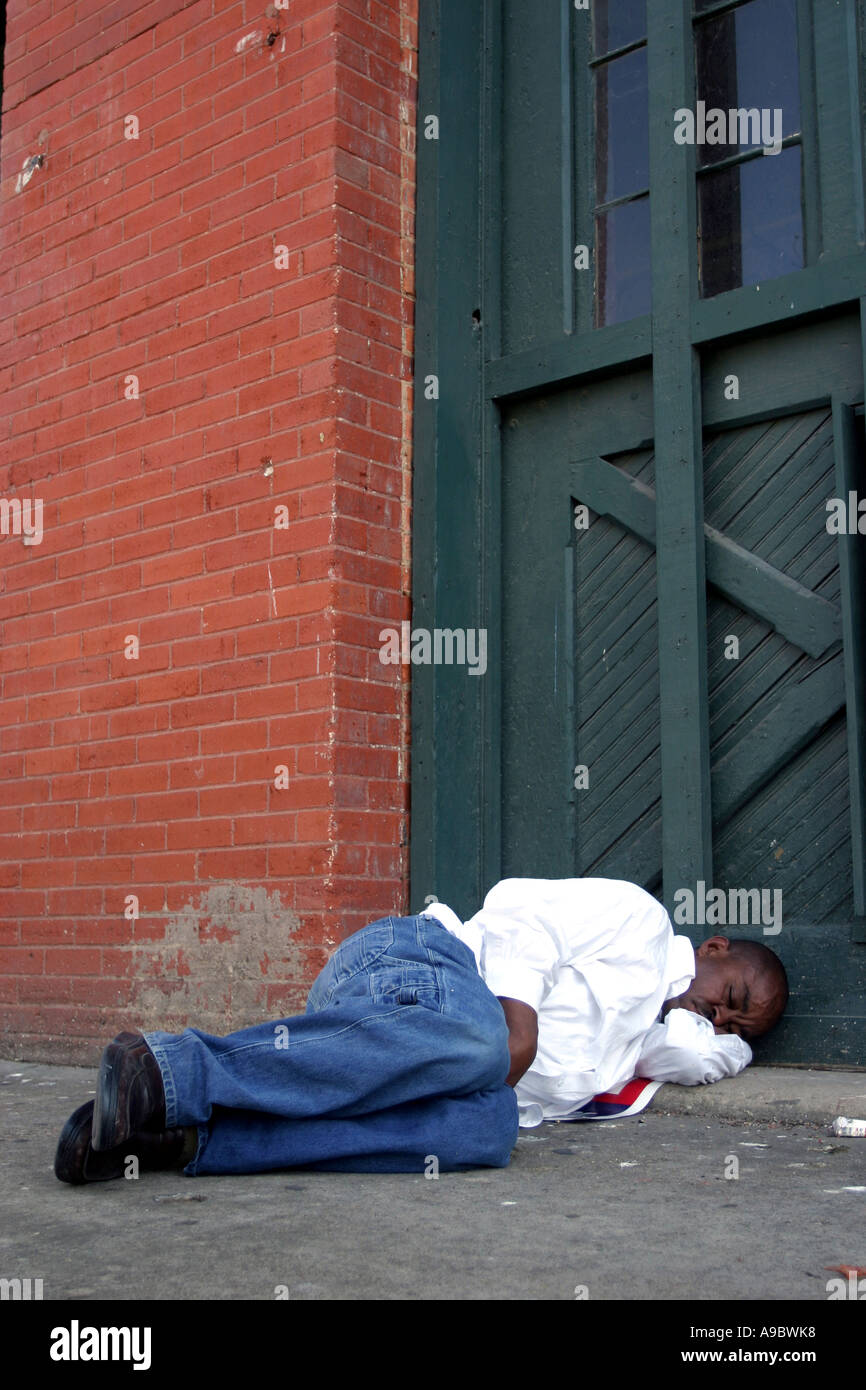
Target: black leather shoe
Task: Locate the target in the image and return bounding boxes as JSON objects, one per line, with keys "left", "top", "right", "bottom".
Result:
{"left": 92, "top": 1031, "right": 167, "bottom": 1152}
{"left": 54, "top": 1101, "right": 187, "bottom": 1185}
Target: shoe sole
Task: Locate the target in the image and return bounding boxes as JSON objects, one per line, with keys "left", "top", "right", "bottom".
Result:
{"left": 92, "top": 1039, "right": 133, "bottom": 1152}
{"left": 54, "top": 1102, "right": 124, "bottom": 1184}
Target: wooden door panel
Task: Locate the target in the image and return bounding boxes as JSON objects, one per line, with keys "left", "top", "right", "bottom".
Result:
{"left": 703, "top": 403, "right": 853, "bottom": 923}
{"left": 716, "top": 721, "right": 853, "bottom": 922}
{"left": 574, "top": 449, "right": 662, "bottom": 882}
{"left": 502, "top": 381, "right": 858, "bottom": 933}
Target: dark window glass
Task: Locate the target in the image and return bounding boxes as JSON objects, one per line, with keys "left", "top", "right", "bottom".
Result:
{"left": 695, "top": 0, "right": 800, "bottom": 168}
{"left": 593, "top": 0, "right": 647, "bottom": 57}
{"left": 596, "top": 197, "right": 652, "bottom": 326}
{"left": 591, "top": 4, "right": 650, "bottom": 325}
{"left": 698, "top": 145, "right": 803, "bottom": 296}
{"left": 595, "top": 47, "right": 649, "bottom": 203}
{"left": 695, "top": 0, "right": 805, "bottom": 297}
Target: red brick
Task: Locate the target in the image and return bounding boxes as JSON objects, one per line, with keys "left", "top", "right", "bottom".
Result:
{"left": 0, "top": 947, "right": 45, "bottom": 974}
{"left": 0, "top": 0, "right": 418, "bottom": 1055}
{"left": 136, "top": 728, "right": 199, "bottom": 763}
{"left": 73, "top": 856, "right": 136, "bottom": 885}
{"left": 138, "top": 670, "right": 201, "bottom": 704}
{"left": 45, "top": 947, "right": 103, "bottom": 976}
{"left": 105, "top": 824, "right": 167, "bottom": 854}
{"left": 201, "top": 656, "right": 269, "bottom": 694}
{"left": 70, "top": 976, "right": 134, "bottom": 1007}
{"left": 133, "top": 853, "right": 197, "bottom": 882}
{"left": 169, "top": 694, "right": 235, "bottom": 729}
{"left": 198, "top": 848, "right": 268, "bottom": 879}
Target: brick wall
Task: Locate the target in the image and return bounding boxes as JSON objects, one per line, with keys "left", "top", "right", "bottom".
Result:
{"left": 0, "top": 0, "right": 418, "bottom": 1062}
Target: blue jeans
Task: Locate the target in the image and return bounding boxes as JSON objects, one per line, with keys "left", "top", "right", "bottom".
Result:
{"left": 143, "top": 915, "right": 519, "bottom": 1175}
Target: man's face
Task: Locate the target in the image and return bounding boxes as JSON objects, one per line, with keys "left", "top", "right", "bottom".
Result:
{"left": 661, "top": 936, "right": 784, "bottom": 1042}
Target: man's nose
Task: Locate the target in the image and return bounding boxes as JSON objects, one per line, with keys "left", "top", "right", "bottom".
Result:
{"left": 711, "top": 1002, "right": 733, "bottom": 1031}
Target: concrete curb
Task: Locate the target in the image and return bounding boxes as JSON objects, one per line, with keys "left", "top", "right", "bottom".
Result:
{"left": 654, "top": 1066, "right": 866, "bottom": 1127}
{"left": 4, "top": 1057, "right": 866, "bottom": 1129}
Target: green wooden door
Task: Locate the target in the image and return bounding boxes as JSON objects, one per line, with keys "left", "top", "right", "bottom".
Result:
{"left": 413, "top": 0, "right": 866, "bottom": 1062}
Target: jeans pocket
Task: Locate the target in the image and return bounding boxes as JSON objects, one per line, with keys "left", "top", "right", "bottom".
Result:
{"left": 369, "top": 964, "right": 441, "bottom": 1010}
{"left": 306, "top": 921, "right": 396, "bottom": 1010}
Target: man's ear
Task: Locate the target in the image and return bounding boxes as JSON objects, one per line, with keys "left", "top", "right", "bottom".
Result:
{"left": 696, "top": 935, "right": 731, "bottom": 956}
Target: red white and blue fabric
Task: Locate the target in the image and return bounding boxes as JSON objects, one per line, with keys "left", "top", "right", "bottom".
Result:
{"left": 562, "top": 1077, "right": 663, "bottom": 1121}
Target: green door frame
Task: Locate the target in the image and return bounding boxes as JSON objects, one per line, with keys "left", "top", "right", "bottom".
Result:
{"left": 411, "top": 0, "right": 488, "bottom": 918}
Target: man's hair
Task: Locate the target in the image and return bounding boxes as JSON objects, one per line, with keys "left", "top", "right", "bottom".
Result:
{"left": 729, "top": 938, "right": 789, "bottom": 1014}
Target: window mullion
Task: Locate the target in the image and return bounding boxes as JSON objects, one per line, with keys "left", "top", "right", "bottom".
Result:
{"left": 796, "top": 0, "right": 822, "bottom": 263}
{"left": 574, "top": 7, "right": 595, "bottom": 335}
{"left": 811, "top": 0, "right": 863, "bottom": 257}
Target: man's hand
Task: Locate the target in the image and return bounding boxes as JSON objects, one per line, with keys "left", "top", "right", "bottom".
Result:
{"left": 497, "top": 997, "right": 538, "bottom": 1087}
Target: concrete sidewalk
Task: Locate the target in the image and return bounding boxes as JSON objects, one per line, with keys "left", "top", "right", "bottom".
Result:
{"left": 2, "top": 1057, "right": 865, "bottom": 1301}
{"left": 655, "top": 1066, "right": 866, "bottom": 1127}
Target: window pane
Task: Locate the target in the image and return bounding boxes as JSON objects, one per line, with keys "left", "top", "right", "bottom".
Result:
{"left": 596, "top": 196, "right": 652, "bottom": 326}
{"left": 595, "top": 47, "right": 649, "bottom": 203}
{"left": 696, "top": 0, "right": 800, "bottom": 168}
{"left": 698, "top": 145, "right": 803, "bottom": 297}
{"left": 593, "top": 0, "right": 647, "bottom": 57}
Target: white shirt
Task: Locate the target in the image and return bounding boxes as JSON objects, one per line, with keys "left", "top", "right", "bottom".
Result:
{"left": 422, "top": 878, "right": 751, "bottom": 1127}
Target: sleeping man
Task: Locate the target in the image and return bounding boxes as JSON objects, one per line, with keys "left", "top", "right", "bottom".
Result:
{"left": 54, "top": 877, "right": 788, "bottom": 1183}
